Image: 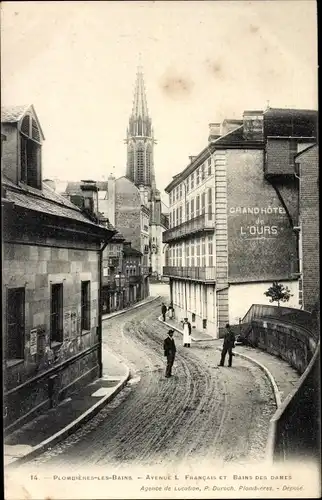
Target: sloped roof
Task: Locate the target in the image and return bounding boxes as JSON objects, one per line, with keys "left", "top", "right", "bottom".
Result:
{"left": 295, "top": 143, "right": 318, "bottom": 160}
{"left": 1, "top": 104, "right": 45, "bottom": 140}
{"left": 111, "top": 230, "right": 126, "bottom": 242}
{"left": 123, "top": 245, "right": 142, "bottom": 257}
{"left": 1, "top": 105, "right": 30, "bottom": 122}
{"left": 2, "top": 175, "right": 116, "bottom": 232}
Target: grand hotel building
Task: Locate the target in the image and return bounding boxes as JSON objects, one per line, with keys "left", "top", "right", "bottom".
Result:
{"left": 163, "top": 108, "right": 317, "bottom": 337}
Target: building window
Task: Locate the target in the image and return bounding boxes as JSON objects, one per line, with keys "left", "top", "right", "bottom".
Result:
{"left": 179, "top": 184, "right": 183, "bottom": 200}
{"left": 20, "top": 115, "right": 42, "bottom": 189}
{"left": 81, "top": 281, "right": 91, "bottom": 331}
{"left": 207, "top": 187, "right": 213, "bottom": 219}
{"left": 196, "top": 168, "right": 200, "bottom": 186}
{"left": 137, "top": 143, "right": 145, "bottom": 184}
{"left": 208, "top": 235, "right": 213, "bottom": 266}
{"left": 208, "top": 157, "right": 212, "bottom": 175}
{"left": 6, "top": 287, "right": 25, "bottom": 360}
{"left": 196, "top": 195, "right": 200, "bottom": 216}
{"left": 190, "top": 198, "right": 194, "bottom": 218}
{"left": 201, "top": 193, "right": 206, "bottom": 214}
{"left": 50, "top": 283, "right": 63, "bottom": 343}
{"left": 186, "top": 201, "right": 190, "bottom": 221}
{"left": 179, "top": 205, "right": 182, "bottom": 224}
{"left": 186, "top": 179, "right": 189, "bottom": 193}
{"left": 191, "top": 172, "right": 195, "bottom": 190}
{"left": 103, "top": 266, "right": 108, "bottom": 277}
{"left": 201, "top": 163, "right": 205, "bottom": 181}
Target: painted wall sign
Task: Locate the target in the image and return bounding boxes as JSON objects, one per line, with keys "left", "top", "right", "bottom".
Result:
{"left": 227, "top": 150, "right": 298, "bottom": 282}
{"left": 229, "top": 206, "right": 287, "bottom": 240}
{"left": 30, "top": 328, "right": 38, "bottom": 356}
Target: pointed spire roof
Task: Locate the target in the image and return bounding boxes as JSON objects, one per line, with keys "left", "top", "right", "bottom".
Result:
{"left": 131, "top": 65, "right": 149, "bottom": 119}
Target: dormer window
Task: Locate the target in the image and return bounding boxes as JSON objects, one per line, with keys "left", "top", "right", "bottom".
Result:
{"left": 19, "top": 114, "right": 42, "bottom": 189}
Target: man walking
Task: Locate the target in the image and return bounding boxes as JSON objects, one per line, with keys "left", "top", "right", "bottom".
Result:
{"left": 219, "top": 323, "right": 236, "bottom": 367}
{"left": 161, "top": 302, "right": 167, "bottom": 321}
{"left": 163, "top": 329, "right": 176, "bottom": 378}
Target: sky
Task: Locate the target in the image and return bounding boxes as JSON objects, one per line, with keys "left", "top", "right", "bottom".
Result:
{"left": 1, "top": 1, "right": 318, "bottom": 200}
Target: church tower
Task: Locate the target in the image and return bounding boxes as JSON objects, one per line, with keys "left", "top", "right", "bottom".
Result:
{"left": 125, "top": 66, "right": 156, "bottom": 191}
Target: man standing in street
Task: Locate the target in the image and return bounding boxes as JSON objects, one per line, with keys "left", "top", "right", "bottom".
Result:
{"left": 164, "top": 329, "right": 176, "bottom": 378}
{"left": 182, "top": 317, "right": 192, "bottom": 347}
{"left": 161, "top": 302, "right": 167, "bottom": 321}
{"left": 218, "top": 323, "right": 236, "bottom": 367}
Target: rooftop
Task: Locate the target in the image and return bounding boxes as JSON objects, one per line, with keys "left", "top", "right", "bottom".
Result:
{"left": 2, "top": 175, "right": 116, "bottom": 232}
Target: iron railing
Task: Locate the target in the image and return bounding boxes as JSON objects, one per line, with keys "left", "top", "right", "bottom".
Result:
{"left": 163, "top": 266, "right": 216, "bottom": 282}
{"left": 162, "top": 213, "right": 215, "bottom": 243}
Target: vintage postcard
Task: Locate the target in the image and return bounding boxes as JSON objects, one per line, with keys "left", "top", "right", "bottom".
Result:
{"left": 2, "top": 1, "right": 320, "bottom": 499}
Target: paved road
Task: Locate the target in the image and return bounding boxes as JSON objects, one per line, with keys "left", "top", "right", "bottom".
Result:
{"left": 20, "top": 299, "right": 276, "bottom": 471}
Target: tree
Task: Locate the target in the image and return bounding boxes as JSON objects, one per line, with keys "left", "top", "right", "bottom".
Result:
{"left": 264, "top": 281, "right": 292, "bottom": 307}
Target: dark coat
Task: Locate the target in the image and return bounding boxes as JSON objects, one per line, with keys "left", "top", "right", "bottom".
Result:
{"left": 164, "top": 336, "right": 176, "bottom": 357}
{"left": 223, "top": 329, "right": 235, "bottom": 348}
{"left": 161, "top": 305, "right": 167, "bottom": 314}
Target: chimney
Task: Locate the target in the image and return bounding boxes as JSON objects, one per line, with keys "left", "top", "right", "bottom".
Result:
{"left": 208, "top": 123, "right": 221, "bottom": 142}
{"left": 80, "top": 180, "right": 99, "bottom": 216}
{"left": 188, "top": 155, "right": 197, "bottom": 163}
{"left": 220, "top": 119, "right": 243, "bottom": 136}
{"left": 43, "top": 179, "right": 56, "bottom": 191}
{"left": 243, "top": 110, "right": 264, "bottom": 141}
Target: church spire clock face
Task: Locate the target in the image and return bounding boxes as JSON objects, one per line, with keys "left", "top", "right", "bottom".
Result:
{"left": 125, "top": 66, "right": 156, "bottom": 189}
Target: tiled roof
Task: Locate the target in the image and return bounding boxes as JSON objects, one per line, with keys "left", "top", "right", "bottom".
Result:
{"left": 111, "top": 230, "right": 126, "bottom": 242}
{"left": 123, "top": 245, "right": 142, "bottom": 257}
{"left": 1, "top": 105, "right": 31, "bottom": 123}
{"left": 2, "top": 176, "right": 115, "bottom": 231}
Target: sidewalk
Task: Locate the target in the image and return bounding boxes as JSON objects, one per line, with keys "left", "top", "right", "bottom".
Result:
{"left": 159, "top": 315, "right": 300, "bottom": 406}
{"left": 4, "top": 296, "right": 161, "bottom": 468}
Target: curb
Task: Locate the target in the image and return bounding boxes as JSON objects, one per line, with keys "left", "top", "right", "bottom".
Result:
{"left": 5, "top": 364, "right": 131, "bottom": 469}
{"left": 216, "top": 347, "right": 282, "bottom": 464}
{"left": 157, "top": 316, "right": 217, "bottom": 342}
{"left": 103, "top": 296, "right": 161, "bottom": 321}
{"left": 216, "top": 347, "right": 282, "bottom": 408}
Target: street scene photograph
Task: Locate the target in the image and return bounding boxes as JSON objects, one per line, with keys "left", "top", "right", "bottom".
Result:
{"left": 1, "top": 1, "right": 320, "bottom": 499}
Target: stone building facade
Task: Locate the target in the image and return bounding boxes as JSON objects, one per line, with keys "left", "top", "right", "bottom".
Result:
{"left": 2, "top": 105, "right": 115, "bottom": 430}
{"left": 295, "top": 144, "right": 319, "bottom": 313}
{"left": 163, "top": 108, "right": 317, "bottom": 337}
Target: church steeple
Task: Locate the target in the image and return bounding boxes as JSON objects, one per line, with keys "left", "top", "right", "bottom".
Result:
{"left": 126, "top": 64, "right": 156, "bottom": 189}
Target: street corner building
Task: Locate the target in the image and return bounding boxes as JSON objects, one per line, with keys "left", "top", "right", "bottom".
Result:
{"left": 162, "top": 108, "right": 318, "bottom": 337}
{"left": 1, "top": 105, "right": 116, "bottom": 431}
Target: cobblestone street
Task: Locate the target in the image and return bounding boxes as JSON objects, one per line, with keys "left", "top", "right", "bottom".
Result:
{"left": 18, "top": 297, "right": 276, "bottom": 471}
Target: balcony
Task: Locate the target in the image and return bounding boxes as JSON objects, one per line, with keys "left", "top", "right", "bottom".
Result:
{"left": 163, "top": 213, "right": 215, "bottom": 243}
{"left": 163, "top": 266, "right": 216, "bottom": 283}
